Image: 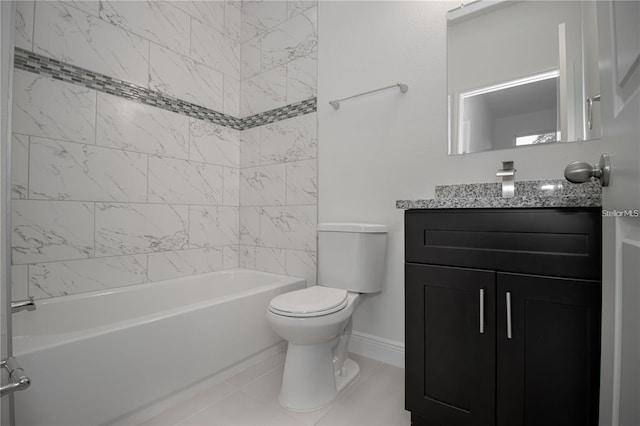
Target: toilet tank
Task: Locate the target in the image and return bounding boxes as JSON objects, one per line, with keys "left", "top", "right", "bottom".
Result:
{"left": 317, "top": 223, "right": 387, "bottom": 293}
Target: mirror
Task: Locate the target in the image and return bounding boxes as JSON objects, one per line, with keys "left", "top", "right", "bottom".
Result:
{"left": 447, "top": 1, "right": 601, "bottom": 155}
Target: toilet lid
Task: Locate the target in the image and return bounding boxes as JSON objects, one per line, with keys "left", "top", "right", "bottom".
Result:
{"left": 269, "top": 287, "right": 348, "bottom": 318}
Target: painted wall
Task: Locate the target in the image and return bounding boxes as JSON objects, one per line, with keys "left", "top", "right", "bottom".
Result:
{"left": 317, "top": 1, "right": 606, "bottom": 348}
{"left": 10, "top": 1, "right": 242, "bottom": 300}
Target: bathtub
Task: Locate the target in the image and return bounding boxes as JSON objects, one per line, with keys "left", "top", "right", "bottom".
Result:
{"left": 12, "top": 269, "right": 305, "bottom": 426}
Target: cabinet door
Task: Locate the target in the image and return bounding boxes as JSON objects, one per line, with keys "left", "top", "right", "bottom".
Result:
{"left": 406, "top": 264, "right": 496, "bottom": 426}
{"left": 496, "top": 273, "right": 601, "bottom": 426}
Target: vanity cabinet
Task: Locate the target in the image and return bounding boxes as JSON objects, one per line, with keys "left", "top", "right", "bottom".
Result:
{"left": 405, "top": 208, "right": 602, "bottom": 426}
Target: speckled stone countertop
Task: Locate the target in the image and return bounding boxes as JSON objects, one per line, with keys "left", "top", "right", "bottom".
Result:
{"left": 396, "top": 180, "right": 602, "bottom": 209}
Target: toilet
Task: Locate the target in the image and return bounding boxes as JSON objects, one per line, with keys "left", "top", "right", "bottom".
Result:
{"left": 267, "top": 223, "right": 387, "bottom": 412}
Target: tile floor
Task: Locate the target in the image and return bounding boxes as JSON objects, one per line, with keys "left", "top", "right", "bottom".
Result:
{"left": 140, "top": 352, "right": 410, "bottom": 426}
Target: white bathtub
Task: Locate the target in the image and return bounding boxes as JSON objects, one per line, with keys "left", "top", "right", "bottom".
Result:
{"left": 12, "top": 269, "right": 305, "bottom": 426}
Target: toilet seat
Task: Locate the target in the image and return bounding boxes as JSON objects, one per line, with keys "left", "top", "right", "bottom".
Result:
{"left": 269, "top": 287, "right": 348, "bottom": 318}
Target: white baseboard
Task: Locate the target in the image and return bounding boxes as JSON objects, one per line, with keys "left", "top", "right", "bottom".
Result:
{"left": 349, "top": 331, "right": 405, "bottom": 368}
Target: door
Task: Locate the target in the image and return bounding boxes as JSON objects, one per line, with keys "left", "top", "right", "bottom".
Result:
{"left": 496, "top": 273, "right": 601, "bottom": 426}
{"left": 405, "top": 264, "right": 495, "bottom": 426}
{"left": 593, "top": 2, "right": 640, "bottom": 425}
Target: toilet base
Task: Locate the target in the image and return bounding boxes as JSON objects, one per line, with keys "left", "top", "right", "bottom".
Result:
{"left": 279, "top": 341, "right": 360, "bottom": 412}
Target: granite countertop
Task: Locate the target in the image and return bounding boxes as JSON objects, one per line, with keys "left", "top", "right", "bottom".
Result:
{"left": 396, "top": 180, "right": 602, "bottom": 209}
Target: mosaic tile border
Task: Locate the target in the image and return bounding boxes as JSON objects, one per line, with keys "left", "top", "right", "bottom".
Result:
{"left": 13, "top": 48, "right": 316, "bottom": 131}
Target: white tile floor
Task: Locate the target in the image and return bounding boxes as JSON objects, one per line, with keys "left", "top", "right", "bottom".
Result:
{"left": 140, "top": 352, "right": 411, "bottom": 426}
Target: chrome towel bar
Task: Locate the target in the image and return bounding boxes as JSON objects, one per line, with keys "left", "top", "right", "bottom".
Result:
{"left": 329, "top": 82, "right": 408, "bottom": 110}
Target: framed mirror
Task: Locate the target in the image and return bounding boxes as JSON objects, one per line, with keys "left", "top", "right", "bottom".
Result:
{"left": 447, "top": 1, "right": 601, "bottom": 155}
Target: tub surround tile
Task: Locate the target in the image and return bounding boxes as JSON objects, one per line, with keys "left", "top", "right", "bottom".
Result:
{"left": 189, "top": 206, "right": 240, "bottom": 248}
{"left": 223, "top": 246, "right": 240, "bottom": 269}
{"left": 95, "top": 203, "right": 189, "bottom": 256}
{"left": 14, "top": 48, "right": 245, "bottom": 131}
{"left": 261, "top": 9, "right": 317, "bottom": 71}
{"left": 29, "top": 255, "right": 147, "bottom": 299}
{"left": 286, "top": 54, "right": 317, "bottom": 105}
{"left": 189, "top": 120, "right": 240, "bottom": 167}
{"left": 285, "top": 250, "right": 316, "bottom": 286}
{"left": 287, "top": 1, "right": 317, "bottom": 19}
{"left": 11, "top": 134, "right": 29, "bottom": 200}
{"left": 96, "top": 93, "right": 190, "bottom": 159}
{"left": 240, "top": 164, "right": 287, "bottom": 206}
{"left": 241, "top": 1, "right": 288, "bottom": 43}
{"left": 255, "top": 247, "right": 286, "bottom": 275}
{"left": 12, "top": 70, "right": 96, "bottom": 145}
{"left": 14, "top": 0, "right": 35, "bottom": 51}
{"left": 241, "top": 67, "right": 287, "bottom": 117}
{"left": 239, "top": 246, "right": 256, "bottom": 269}
{"left": 223, "top": 167, "right": 241, "bottom": 206}
{"left": 240, "top": 207, "right": 261, "bottom": 246}
{"left": 33, "top": 1, "right": 150, "bottom": 87}
{"left": 99, "top": 1, "right": 190, "bottom": 55}
{"left": 149, "top": 44, "right": 225, "bottom": 113}
{"left": 148, "top": 156, "right": 224, "bottom": 206}
{"left": 225, "top": 2, "right": 242, "bottom": 42}
{"left": 12, "top": 200, "right": 94, "bottom": 265}
{"left": 171, "top": 1, "right": 225, "bottom": 34}
{"left": 223, "top": 75, "right": 241, "bottom": 118}
{"left": 14, "top": 48, "right": 315, "bottom": 132}
{"left": 240, "top": 127, "right": 261, "bottom": 168}
{"left": 241, "top": 36, "right": 262, "bottom": 80}
{"left": 147, "top": 247, "right": 223, "bottom": 282}
{"left": 286, "top": 159, "right": 317, "bottom": 205}
{"left": 60, "top": 1, "right": 101, "bottom": 18}
{"left": 260, "top": 206, "right": 317, "bottom": 252}
{"left": 29, "top": 137, "right": 148, "bottom": 202}
{"left": 191, "top": 19, "right": 241, "bottom": 80}
{"left": 261, "top": 113, "right": 317, "bottom": 164}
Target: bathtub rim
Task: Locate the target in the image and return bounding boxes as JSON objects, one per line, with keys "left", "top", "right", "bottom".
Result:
{"left": 13, "top": 268, "right": 306, "bottom": 356}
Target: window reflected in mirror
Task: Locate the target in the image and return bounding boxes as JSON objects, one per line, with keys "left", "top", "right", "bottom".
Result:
{"left": 448, "top": 1, "right": 601, "bottom": 155}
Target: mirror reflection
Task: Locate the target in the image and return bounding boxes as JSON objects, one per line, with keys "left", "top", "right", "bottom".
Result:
{"left": 447, "top": 1, "right": 601, "bottom": 155}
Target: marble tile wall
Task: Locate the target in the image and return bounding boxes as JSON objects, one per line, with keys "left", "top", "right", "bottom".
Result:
{"left": 11, "top": 1, "right": 242, "bottom": 299}
{"left": 11, "top": 0, "right": 318, "bottom": 299}
{"left": 240, "top": 1, "right": 317, "bottom": 116}
{"left": 238, "top": 2, "right": 318, "bottom": 286}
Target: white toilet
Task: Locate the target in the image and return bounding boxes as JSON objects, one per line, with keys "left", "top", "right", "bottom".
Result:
{"left": 267, "top": 223, "right": 387, "bottom": 412}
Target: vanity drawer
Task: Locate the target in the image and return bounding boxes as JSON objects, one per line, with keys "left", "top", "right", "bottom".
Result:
{"left": 405, "top": 208, "right": 601, "bottom": 279}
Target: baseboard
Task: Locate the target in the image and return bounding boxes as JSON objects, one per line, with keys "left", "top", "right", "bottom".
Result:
{"left": 349, "top": 331, "right": 405, "bottom": 368}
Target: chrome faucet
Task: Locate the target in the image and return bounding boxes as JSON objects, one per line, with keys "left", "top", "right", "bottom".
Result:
{"left": 11, "top": 297, "right": 36, "bottom": 313}
{"left": 496, "top": 161, "right": 516, "bottom": 198}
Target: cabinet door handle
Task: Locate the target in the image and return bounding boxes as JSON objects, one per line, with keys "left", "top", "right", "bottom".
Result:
{"left": 506, "top": 291, "right": 512, "bottom": 339}
{"left": 479, "top": 288, "right": 485, "bottom": 334}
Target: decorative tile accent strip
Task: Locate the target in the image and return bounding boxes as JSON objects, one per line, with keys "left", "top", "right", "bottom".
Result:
{"left": 240, "top": 98, "right": 317, "bottom": 130}
{"left": 13, "top": 48, "right": 316, "bottom": 130}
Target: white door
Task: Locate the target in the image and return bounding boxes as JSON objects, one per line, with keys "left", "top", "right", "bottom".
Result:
{"left": 594, "top": 2, "right": 640, "bottom": 425}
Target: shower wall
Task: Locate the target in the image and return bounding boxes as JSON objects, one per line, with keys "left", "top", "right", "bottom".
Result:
{"left": 238, "top": 2, "right": 318, "bottom": 285}
{"left": 10, "top": 1, "right": 242, "bottom": 299}
{"left": 10, "top": 1, "right": 319, "bottom": 301}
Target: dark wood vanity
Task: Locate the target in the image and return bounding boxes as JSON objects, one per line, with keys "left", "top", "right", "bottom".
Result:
{"left": 404, "top": 208, "right": 602, "bottom": 426}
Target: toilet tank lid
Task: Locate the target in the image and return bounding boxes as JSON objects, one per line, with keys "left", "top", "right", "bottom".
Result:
{"left": 317, "top": 223, "right": 388, "bottom": 233}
